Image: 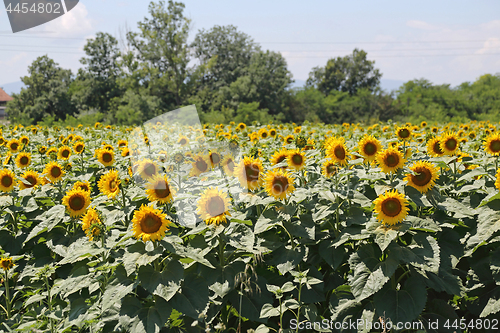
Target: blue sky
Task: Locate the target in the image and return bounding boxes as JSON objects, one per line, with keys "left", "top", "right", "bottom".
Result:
{"left": 1, "top": 0, "right": 499, "bottom": 88}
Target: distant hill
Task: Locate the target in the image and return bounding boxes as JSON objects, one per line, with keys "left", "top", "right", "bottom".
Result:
{"left": 0, "top": 81, "right": 25, "bottom": 95}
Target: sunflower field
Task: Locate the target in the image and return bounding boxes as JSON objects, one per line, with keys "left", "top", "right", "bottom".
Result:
{"left": 1, "top": 113, "right": 500, "bottom": 332}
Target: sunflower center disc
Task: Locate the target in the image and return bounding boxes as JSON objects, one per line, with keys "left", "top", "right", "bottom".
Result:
{"left": 364, "top": 143, "right": 376, "bottom": 155}
{"left": 327, "top": 165, "right": 336, "bottom": 175}
{"left": 226, "top": 160, "right": 235, "bottom": 172}
{"left": 103, "top": 153, "right": 112, "bottom": 163}
{"left": 62, "top": 150, "right": 69, "bottom": 158}
{"left": 26, "top": 176, "right": 36, "bottom": 187}
{"left": 11, "top": 143, "right": 18, "bottom": 150}
{"left": 399, "top": 129, "right": 410, "bottom": 138}
{"left": 51, "top": 167, "right": 61, "bottom": 178}
{"left": 110, "top": 180, "right": 117, "bottom": 191}
{"left": 179, "top": 139, "right": 187, "bottom": 145}
{"left": 386, "top": 154, "right": 399, "bottom": 167}
{"left": 144, "top": 164, "right": 156, "bottom": 177}
{"left": 491, "top": 140, "right": 500, "bottom": 152}
{"left": 70, "top": 196, "right": 85, "bottom": 210}
{"left": 196, "top": 160, "right": 208, "bottom": 172}
{"left": 155, "top": 183, "right": 170, "bottom": 198}
{"left": 291, "top": 154, "right": 303, "bottom": 165}
{"left": 261, "top": 132, "right": 268, "bottom": 138}
{"left": 272, "top": 176, "right": 289, "bottom": 193}
{"left": 20, "top": 157, "right": 29, "bottom": 165}
{"left": 210, "top": 154, "right": 221, "bottom": 165}
{"left": 382, "top": 198, "right": 402, "bottom": 217}
{"left": 433, "top": 142, "right": 443, "bottom": 154}
{"left": 207, "top": 197, "right": 225, "bottom": 217}
{"left": 245, "top": 165, "right": 260, "bottom": 181}
{"left": 412, "top": 168, "right": 431, "bottom": 186}
{"left": 1, "top": 176, "right": 13, "bottom": 187}
{"left": 445, "top": 139, "right": 457, "bottom": 150}
{"left": 334, "top": 146, "right": 346, "bottom": 160}
{"left": 142, "top": 214, "right": 162, "bottom": 233}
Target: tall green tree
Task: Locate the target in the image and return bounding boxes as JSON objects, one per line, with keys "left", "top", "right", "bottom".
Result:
{"left": 307, "top": 48, "right": 382, "bottom": 96}
{"left": 190, "top": 25, "right": 260, "bottom": 111}
{"left": 6, "top": 55, "right": 75, "bottom": 124}
{"left": 70, "top": 32, "right": 122, "bottom": 114}
{"left": 213, "top": 50, "right": 293, "bottom": 115}
{"left": 126, "top": 0, "right": 191, "bottom": 109}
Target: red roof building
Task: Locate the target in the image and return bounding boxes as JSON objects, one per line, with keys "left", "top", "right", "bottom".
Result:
{"left": 0, "top": 87, "right": 13, "bottom": 118}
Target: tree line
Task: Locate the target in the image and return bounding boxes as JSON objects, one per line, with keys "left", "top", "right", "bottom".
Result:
{"left": 6, "top": 0, "right": 500, "bottom": 126}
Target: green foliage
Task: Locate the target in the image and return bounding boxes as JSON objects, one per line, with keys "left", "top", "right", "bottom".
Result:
{"left": 6, "top": 55, "right": 76, "bottom": 125}
{"left": 307, "top": 48, "right": 382, "bottom": 96}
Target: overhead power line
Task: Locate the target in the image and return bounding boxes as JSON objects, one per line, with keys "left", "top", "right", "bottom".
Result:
{"left": 260, "top": 40, "right": 493, "bottom": 44}
{"left": 285, "top": 53, "right": 500, "bottom": 58}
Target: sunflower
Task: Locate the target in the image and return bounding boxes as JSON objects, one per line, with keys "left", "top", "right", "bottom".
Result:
{"left": 221, "top": 155, "right": 236, "bottom": 176}
{"left": 396, "top": 126, "right": 412, "bottom": 141}
{"left": 258, "top": 128, "right": 269, "bottom": 139}
{"left": 0, "top": 257, "right": 14, "bottom": 271}
{"left": 120, "top": 148, "right": 130, "bottom": 157}
{"left": 62, "top": 188, "right": 91, "bottom": 217}
{"left": 426, "top": 137, "right": 444, "bottom": 157}
{"left": 270, "top": 148, "right": 289, "bottom": 169}
{"left": 96, "top": 148, "right": 115, "bottom": 167}
{"left": 440, "top": 132, "right": 460, "bottom": 155}
{"left": 15, "top": 152, "right": 31, "bottom": 169}
{"left": 208, "top": 150, "right": 222, "bottom": 168}
{"left": 264, "top": 169, "right": 295, "bottom": 200}
{"left": 117, "top": 139, "right": 128, "bottom": 148}
{"left": 20, "top": 135, "right": 29, "bottom": 145}
{"left": 404, "top": 161, "right": 439, "bottom": 193}
{"left": 47, "top": 147, "right": 58, "bottom": 159}
{"left": 0, "top": 169, "right": 15, "bottom": 192}
{"left": 73, "top": 180, "right": 91, "bottom": 193}
{"left": 7, "top": 139, "right": 21, "bottom": 153}
{"left": 373, "top": 189, "right": 409, "bottom": 226}
{"left": 269, "top": 128, "right": 277, "bottom": 138}
{"left": 326, "top": 138, "right": 350, "bottom": 166}
{"left": 483, "top": 133, "right": 500, "bottom": 156}
{"left": 58, "top": 146, "right": 72, "bottom": 160}
{"left": 73, "top": 141, "right": 85, "bottom": 154}
{"left": 3, "top": 153, "right": 12, "bottom": 166}
{"left": 376, "top": 148, "right": 405, "bottom": 174}
{"left": 495, "top": 168, "right": 500, "bottom": 191}
{"left": 177, "top": 136, "right": 189, "bottom": 146}
{"left": 358, "top": 135, "right": 382, "bottom": 162}
{"left": 43, "top": 161, "right": 65, "bottom": 182}
{"left": 18, "top": 170, "right": 41, "bottom": 190}
{"left": 81, "top": 207, "right": 103, "bottom": 241}
{"left": 98, "top": 169, "right": 121, "bottom": 199}
{"left": 237, "top": 123, "right": 247, "bottom": 131}
{"left": 136, "top": 159, "right": 159, "bottom": 180}
{"left": 287, "top": 149, "right": 306, "bottom": 171}
{"left": 190, "top": 154, "right": 210, "bottom": 177}
{"left": 196, "top": 187, "right": 231, "bottom": 226}
{"left": 132, "top": 204, "right": 171, "bottom": 242}
{"left": 38, "top": 146, "right": 47, "bottom": 154}
{"left": 284, "top": 134, "right": 294, "bottom": 145}
{"left": 0, "top": 137, "right": 5, "bottom": 146}
{"left": 322, "top": 160, "right": 337, "bottom": 178}
{"left": 235, "top": 156, "right": 263, "bottom": 191}
{"left": 145, "top": 174, "right": 175, "bottom": 204}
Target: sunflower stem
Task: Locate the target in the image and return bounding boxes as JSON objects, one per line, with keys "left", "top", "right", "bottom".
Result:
{"left": 3, "top": 270, "right": 11, "bottom": 318}
{"left": 453, "top": 158, "right": 457, "bottom": 190}
{"left": 120, "top": 185, "right": 129, "bottom": 228}
{"left": 218, "top": 235, "right": 225, "bottom": 267}
{"left": 496, "top": 156, "right": 498, "bottom": 173}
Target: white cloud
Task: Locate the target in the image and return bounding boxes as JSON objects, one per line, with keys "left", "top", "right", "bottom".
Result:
{"left": 43, "top": 3, "right": 92, "bottom": 37}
